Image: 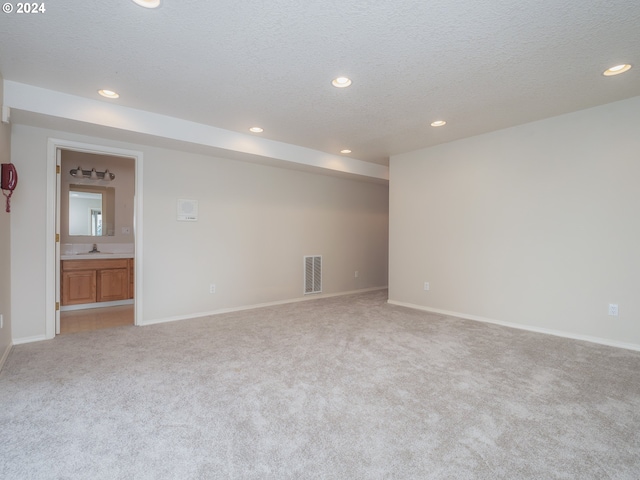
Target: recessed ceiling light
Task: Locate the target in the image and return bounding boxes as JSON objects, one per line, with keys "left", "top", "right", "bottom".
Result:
{"left": 98, "top": 89, "right": 119, "bottom": 99}
{"left": 340, "top": 149, "right": 352, "bottom": 154}
{"left": 332, "top": 77, "right": 352, "bottom": 88}
{"left": 430, "top": 120, "right": 446, "bottom": 127}
{"left": 603, "top": 64, "right": 632, "bottom": 76}
{"left": 249, "top": 127, "right": 264, "bottom": 133}
{"left": 132, "top": 0, "right": 160, "bottom": 8}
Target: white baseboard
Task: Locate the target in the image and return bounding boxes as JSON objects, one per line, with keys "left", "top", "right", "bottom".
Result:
{"left": 0, "top": 343, "right": 12, "bottom": 372}
{"left": 141, "top": 286, "right": 388, "bottom": 327}
{"left": 387, "top": 300, "right": 640, "bottom": 352}
{"left": 12, "top": 334, "right": 49, "bottom": 345}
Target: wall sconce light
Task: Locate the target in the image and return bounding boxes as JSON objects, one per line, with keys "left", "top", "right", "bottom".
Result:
{"left": 70, "top": 166, "right": 115, "bottom": 181}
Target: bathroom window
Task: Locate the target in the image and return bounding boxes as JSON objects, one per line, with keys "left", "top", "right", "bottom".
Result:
{"left": 90, "top": 208, "right": 102, "bottom": 236}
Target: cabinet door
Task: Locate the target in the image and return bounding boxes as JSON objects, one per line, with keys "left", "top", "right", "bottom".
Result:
{"left": 128, "top": 258, "right": 134, "bottom": 299}
{"left": 62, "top": 270, "right": 97, "bottom": 305}
{"left": 97, "top": 268, "right": 129, "bottom": 302}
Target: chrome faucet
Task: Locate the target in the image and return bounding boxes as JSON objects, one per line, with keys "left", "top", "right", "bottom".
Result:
{"left": 90, "top": 243, "right": 99, "bottom": 253}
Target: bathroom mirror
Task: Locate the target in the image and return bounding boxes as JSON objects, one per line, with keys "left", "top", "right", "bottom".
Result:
{"left": 69, "top": 185, "right": 116, "bottom": 236}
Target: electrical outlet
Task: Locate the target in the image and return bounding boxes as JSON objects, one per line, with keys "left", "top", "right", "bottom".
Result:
{"left": 122, "top": 227, "right": 131, "bottom": 235}
{"left": 424, "top": 282, "right": 430, "bottom": 291}
{"left": 354, "top": 271, "right": 359, "bottom": 278}
{"left": 608, "top": 304, "right": 618, "bottom": 316}
{"left": 209, "top": 284, "right": 216, "bottom": 294}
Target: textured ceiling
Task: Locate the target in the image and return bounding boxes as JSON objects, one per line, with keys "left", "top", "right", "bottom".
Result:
{"left": 1, "top": 0, "right": 639, "bottom": 165}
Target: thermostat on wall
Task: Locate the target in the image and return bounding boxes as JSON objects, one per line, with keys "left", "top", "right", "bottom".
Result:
{"left": 177, "top": 199, "right": 198, "bottom": 221}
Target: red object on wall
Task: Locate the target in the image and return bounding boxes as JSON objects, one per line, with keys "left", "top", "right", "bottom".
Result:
{"left": 1, "top": 163, "right": 18, "bottom": 213}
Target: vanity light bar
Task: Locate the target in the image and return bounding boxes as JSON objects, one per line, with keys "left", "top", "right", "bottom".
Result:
{"left": 70, "top": 166, "right": 115, "bottom": 181}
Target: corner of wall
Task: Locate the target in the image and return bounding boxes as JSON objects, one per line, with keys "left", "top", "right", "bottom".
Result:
{"left": 0, "top": 343, "right": 12, "bottom": 372}
{"left": 0, "top": 73, "right": 14, "bottom": 364}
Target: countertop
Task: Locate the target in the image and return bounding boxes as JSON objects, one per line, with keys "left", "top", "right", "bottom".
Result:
{"left": 61, "top": 253, "right": 134, "bottom": 260}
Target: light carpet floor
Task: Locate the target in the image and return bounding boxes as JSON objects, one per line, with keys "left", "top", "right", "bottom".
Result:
{"left": 1, "top": 290, "right": 639, "bottom": 479}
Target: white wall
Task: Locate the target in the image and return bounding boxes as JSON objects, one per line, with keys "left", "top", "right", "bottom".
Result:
{"left": 0, "top": 74, "right": 12, "bottom": 366}
{"left": 141, "top": 143, "right": 388, "bottom": 321}
{"left": 10, "top": 125, "right": 389, "bottom": 341}
{"left": 389, "top": 96, "right": 640, "bottom": 349}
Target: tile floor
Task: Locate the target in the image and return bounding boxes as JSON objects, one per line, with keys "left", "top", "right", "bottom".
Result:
{"left": 60, "top": 304, "right": 134, "bottom": 334}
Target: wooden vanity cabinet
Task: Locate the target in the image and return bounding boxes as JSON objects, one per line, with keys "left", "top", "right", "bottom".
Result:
{"left": 61, "top": 258, "right": 133, "bottom": 306}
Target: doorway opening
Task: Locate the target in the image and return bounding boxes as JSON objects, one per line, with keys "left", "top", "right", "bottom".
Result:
{"left": 45, "top": 138, "right": 143, "bottom": 339}
{"left": 59, "top": 150, "right": 135, "bottom": 334}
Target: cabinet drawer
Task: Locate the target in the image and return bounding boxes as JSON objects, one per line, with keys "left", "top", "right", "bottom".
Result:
{"left": 62, "top": 259, "right": 129, "bottom": 271}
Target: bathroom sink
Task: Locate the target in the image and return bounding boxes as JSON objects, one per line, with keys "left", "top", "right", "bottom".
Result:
{"left": 66, "top": 251, "right": 113, "bottom": 255}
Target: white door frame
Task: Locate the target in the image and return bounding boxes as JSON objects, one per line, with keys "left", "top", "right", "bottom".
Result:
{"left": 45, "top": 138, "right": 143, "bottom": 339}
{"left": 55, "top": 147, "right": 61, "bottom": 334}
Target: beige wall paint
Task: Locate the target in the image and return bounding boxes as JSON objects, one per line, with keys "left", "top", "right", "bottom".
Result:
{"left": 9, "top": 125, "right": 48, "bottom": 341}
{"left": 10, "top": 124, "right": 388, "bottom": 341}
{"left": 142, "top": 146, "right": 388, "bottom": 320}
{"left": 0, "top": 74, "right": 12, "bottom": 363}
{"left": 389, "top": 96, "right": 640, "bottom": 348}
